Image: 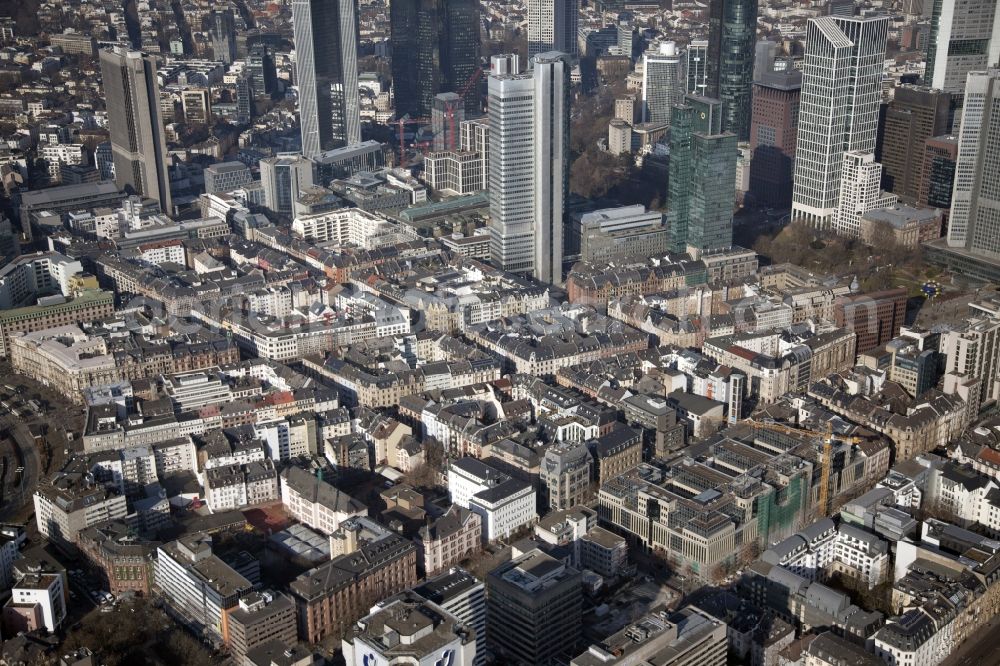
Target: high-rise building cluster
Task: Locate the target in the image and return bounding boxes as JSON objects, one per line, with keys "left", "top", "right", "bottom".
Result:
{"left": 7, "top": 0, "right": 1000, "bottom": 665}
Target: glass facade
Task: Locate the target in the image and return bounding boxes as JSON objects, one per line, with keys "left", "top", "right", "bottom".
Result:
{"left": 707, "top": 0, "right": 759, "bottom": 141}
{"left": 391, "top": 0, "right": 482, "bottom": 118}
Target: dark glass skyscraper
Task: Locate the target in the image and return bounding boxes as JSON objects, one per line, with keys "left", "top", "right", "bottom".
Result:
{"left": 292, "top": 0, "right": 362, "bottom": 156}
{"left": 391, "top": 0, "right": 481, "bottom": 118}
{"left": 706, "top": 0, "right": 759, "bottom": 141}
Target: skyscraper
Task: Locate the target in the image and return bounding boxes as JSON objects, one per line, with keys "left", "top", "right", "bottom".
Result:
{"left": 260, "top": 155, "right": 315, "bottom": 216}
{"left": 753, "top": 40, "right": 778, "bottom": 80}
{"left": 919, "top": 134, "right": 958, "bottom": 211}
{"left": 791, "top": 16, "right": 888, "bottom": 228}
{"left": 686, "top": 40, "right": 709, "bottom": 95}
{"left": 641, "top": 42, "right": 683, "bottom": 125}
{"left": 924, "top": 0, "right": 1000, "bottom": 108}
{"left": 749, "top": 64, "right": 801, "bottom": 208}
{"left": 880, "top": 86, "right": 950, "bottom": 201}
{"left": 433, "top": 92, "right": 465, "bottom": 152}
{"left": 668, "top": 95, "right": 736, "bottom": 255}
{"left": 706, "top": 0, "right": 759, "bottom": 141}
{"left": 210, "top": 9, "right": 237, "bottom": 65}
{"left": 487, "top": 53, "right": 570, "bottom": 282}
{"left": 488, "top": 56, "right": 535, "bottom": 274}
{"left": 486, "top": 550, "right": 581, "bottom": 666}
{"left": 946, "top": 70, "right": 1000, "bottom": 260}
{"left": 247, "top": 44, "right": 277, "bottom": 98}
{"left": 528, "top": 0, "right": 579, "bottom": 58}
{"left": 390, "top": 0, "right": 482, "bottom": 118}
{"left": 532, "top": 53, "right": 570, "bottom": 285}
{"left": 292, "top": 0, "right": 361, "bottom": 157}
{"left": 99, "top": 47, "right": 172, "bottom": 213}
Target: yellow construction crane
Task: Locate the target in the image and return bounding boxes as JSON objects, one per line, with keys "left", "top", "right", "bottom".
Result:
{"left": 746, "top": 419, "right": 842, "bottom": 518}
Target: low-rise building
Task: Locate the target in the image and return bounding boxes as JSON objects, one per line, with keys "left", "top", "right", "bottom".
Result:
{"left": 416, "top": 505, "right": 482, "bottom": 576}
{"left": 342, "top": 592, "right": 477, "bottom": 666}
{"left": 155, "top": 534, "right": 254, "bottom": 643}
{"left": 448, "top": 458, "right": 536, "bottom": 541}
{"left": 571, "top": 606, "right": 727, "bottom": 666}
{"left": 225, "top": 591, "right": 298, "bottom": 666}
{"left": 280, "top": 465, "right": 367, "bottom": 536}
{"left": 290, "top": 518, "right": 418, "bottom": 644}
{"left": 77, "top": 520, "right": 159, "bottom": 596}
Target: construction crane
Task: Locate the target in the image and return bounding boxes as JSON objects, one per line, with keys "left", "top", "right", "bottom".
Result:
{"left": 393, "top": 66, "right": 485, "bottom": 164}
{"left": 394, "top": 115, "right": 432, "bottom": 164}
{"left": 746, "top": 419, "right": 854, "bottom": 519}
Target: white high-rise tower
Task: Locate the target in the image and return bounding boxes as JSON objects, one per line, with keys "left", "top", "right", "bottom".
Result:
{"left": 487, "top": 53, "right": 570, "bottom": 283}
{"left": 533, "top": 52, "right": 570, "bottom": 286}
{"left": 791, "top": 16, "right": 888, "bottom": 228}
{"left": 641, "top": 42, "right": 683, "bottom": 125}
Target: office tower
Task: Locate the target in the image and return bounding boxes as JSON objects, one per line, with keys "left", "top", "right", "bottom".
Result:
{"left": 706, "top": 0, "right": 759, "bottom": 140}
{"left": 236, "top": 73, "right": 254, "bottom": 122}
{"left": 668, "top": 95, "right": 736, "bottom": 255}
{"left": 617, "top": 14, "right": 634, "bottom": 59}
{"left": 391, "top": 0, "right": 482, "bottom": 118}
{"left": 486, "top": 549, "right": 582, "bottom": 665}
{"left": 686, "top": 40, "right": 709, "bottom": 95}
{"left": 246, "top": 44, "right": 277, "bottom": 98}
{"left": 749, "top": 64, "right": 801, "bottom": 208}
{"left": 180, "top": 88, "right": 212, "bottom": 124}
{"left": 919, "top": 134, "right": 957, "bottom": 210}
{"left": 791, "top": 16, "right": 888, "bottom": 228}
{"left": 946, "top": 70, "right": 1000, "bottom": 263}
{"left": 487, "top": 63, "right": 536, "bottom": 274}
{"left": 833, "top": 151, "right": 897, "bottom": 237}
{"left": 642, "top": 43, "right": 683, "bottom": 125}
{"left": 292, "top": 0, "right": 361, "bottom": 157}
{"left": 209, "top": 9, "right": 236, "bottom": 64}
{"left": 487, "top": 53, "right": 569, "bottom": 281}
{"left": 828, "top": 0, "right": 856, "bottom": 16}
{"left": 260, "top": 155, "right": 314, "bottom": 215}
{"left": 880, "top": 86, "right": 950, "bottom": 201}
{"left": 528, "top": 0, "right": 579, "bottom": 57}
{"left": 99, "top": 47, "right": 172, "bottom": 213}
{"left": 414, "top": 568, "right": 487, "bottom": 666}
{"left": 433, "top": 93, "right": 465, "bottom": 152}
{"left": 442, "top": 0, "right": 484, "bottom": 116}
{"left": 924, "top": 0, "right": 1000, "bottom": 108}
{"left": 753, "top": 40, "right": 778, "bottom": 81}
{"left": 533, "top": 53, "right": 570, "bottom": 286}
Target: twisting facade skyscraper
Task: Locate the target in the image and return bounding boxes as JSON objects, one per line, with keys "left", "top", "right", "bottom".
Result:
{"left": 706, "top": 0, "right": 758, "bottom": 141}
{"left": 292, "top": 0, "right": 362, "bottom": 157}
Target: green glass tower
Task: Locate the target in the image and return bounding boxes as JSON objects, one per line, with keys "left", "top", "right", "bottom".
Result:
{"left": 668, "top": 95, "right": 736, "bottom": 255}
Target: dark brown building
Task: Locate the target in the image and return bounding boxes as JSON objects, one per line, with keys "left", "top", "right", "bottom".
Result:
{"left": 289, "top": 521, "right": 417, "bottom": 644}
{"left": 880, "top": 86, "right": 950, "bottom": 202}
{"left": 749, "top": 66, "right": 801, "bottom": 208}
{"left": 76, "top": 520, "right": 158, "bottom": 597}
{"left": 225, "top": 591, "right": 297, "bottom": 666}
{"left": 834, "top": 288, "right": 907, "bottom": 354}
